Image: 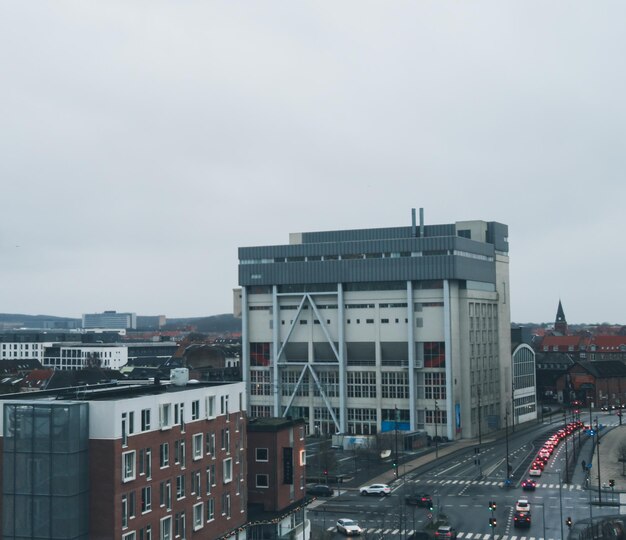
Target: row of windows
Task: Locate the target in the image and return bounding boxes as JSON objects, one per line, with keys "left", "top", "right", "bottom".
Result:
{"left": 250, "top": 302, "right": 442, "bottom": 314}
{"left": 121, "top": 394, "right": 239, "bottom": 444}
{"left": 123, "top": 430, "right": 239, "bottom": 483}
{"left": 250, "top": 369, "right": 444, "bottom": 398}
{"left": 242, "top": 250, "right": 492, "bottom": 265}
{"left": 122, "top": 493, "right": 233, "bottom": 540}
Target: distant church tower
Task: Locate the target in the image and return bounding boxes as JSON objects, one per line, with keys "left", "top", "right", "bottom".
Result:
{"left": 555, "top": 300, "right": 568, "bottom": 335}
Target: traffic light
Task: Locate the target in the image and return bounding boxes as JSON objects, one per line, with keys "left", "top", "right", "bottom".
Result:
{"left": 566, "top": 517, "right": 572, "bottom": 528}
{"left": 610, "top": 479, "right": 615, "bottom": 488}
{"left": 429, "top": 502, "right": 434, "bottom": 511}
{"left": 489, "top": 517, "right": 497, "bottom": 528}
{"left": 488, "top": 501, "right": 497, "bottom": 511}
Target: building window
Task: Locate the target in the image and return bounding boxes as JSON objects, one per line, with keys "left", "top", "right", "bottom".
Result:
{"left": 221, "top": 428, "right": 230, "bottom": 453}
{"left": 122, "top": 451, "right": 136, "bottom": 482}
{"left": 256, "top": 474, "right": 269, "bottom": 488}
{"left": 424, "top": 372, "right": 446, "bottom": 400}
{"left": 206, "top": 498, "right": 215, "bottom": 522}
{"left": 159, "top": 403, "right": 171, "bottom": 429}
{"left": 222, "top": 493, "right": 231, "bottom": 518}
{"left": 382, "top": 372, "right": 409, "bottom": 399}
{"left": 160, "top": 516, "right": 172, "bottom": 540}
{"left": 192, "top": 470, "right": 201, "bottom": 496}
{"left": 424, "top": 342, "right": 445, "bottom": 368}
{"left": 206, "top": 466, "right": 212, "bottom": 494}
{"left": 206, "top": 396, "right": 216, "bottom": 418}
{"left": 347, "top": 372, "right": 376, "bottom": 398}
{"left": 192, "top": 433, "right": 203, "bottom": 460}
{"left": 255, "top": 448, "right": 268, "bottom": 462}
{"left": 250, "top": 369, "right": 272, "bottom": 396}
{"left": 160, "top": 480, "right": 172, "bottom": 510}
{"left": 299, "top": 449, "right": 306, "bottom": 465}
{"left": 176, "top": 474, "right": 186, "bottom": 499}
{"left": 221, "top": 395, "right": 229, "bottom": 416}
{"left": 174, "top": 512, "right": 185, "bottom": 540}
{"left": 193, "top": 503, "right": 204, "bottom": 531}
{"left": 141, "top": 486, "right": 152, "bottom": 513}
{"left": 206, "top": 432, "right": 215, "bottom": 456}
{"left": 141, "top": 409, "right": 151, "bottom": 431}
{"left": 145, "top": 448, "right": 152, "bottom": 479}
{"left": 223, "top": 458, "right": 233, "bottom": 483}
{"left": 122, "top": 494, "right": 129, "bottom": 529}
{"left": 174, "top": 439, "right": 186, "bottom": 468}
{"left": 160, "top": 443, "right": 169, "bottom": 468}
{"left": 122, "top": 412, "right": 129, "bottom": 447}
{"left": 191, "top": 400, "right": 200, "bottom": 421}
{"left": 123, "top": 532, "right": 136, "bottom": 540}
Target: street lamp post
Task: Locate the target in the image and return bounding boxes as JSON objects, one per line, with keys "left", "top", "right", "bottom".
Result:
{"left": 595, "top": 417, "right": 602, "bottom": 504}
{"left": 434, "top": 401, "right": 440, "bottom": 459}
{"left": 505, "top": 410, "right": 510, "bottom": 483}
{"left": 477, "top": 387, "right": 482, "bottom": 445}
{"left": 394, "top": 405, "right": 399, "bottom": 478}
{"left": 563, "top": 410, "right": 570, "bottom": 484}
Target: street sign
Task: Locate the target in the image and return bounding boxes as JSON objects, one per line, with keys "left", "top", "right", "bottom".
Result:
{"left": 587, "top": 463, "right": 593, "bottom": 469}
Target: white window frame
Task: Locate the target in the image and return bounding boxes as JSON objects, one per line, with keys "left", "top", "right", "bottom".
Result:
{"left": 122, "top": 450, "right": 136, "bottom": 483}
{"left": 256, "top": 474, "right": 269, "bottom": 488}
{"left": 160, "top": 516, "right": 172, "bottom": 540}
{"left": 122, "top": 532, "right": 136, "bottom": 540}
{"left": 206, "top": 498, "right": 215, "bottom": 522}
{"left": 255, "top": 448, "right": 269, "bottom": 462}
{"left": 159, "top": 403, "right": 172, "bottom": 430}
{"left": 141, "top": 408, "right": 151, "bottom": 431}
{"left": 299, "top": 449, "right": 306, "bottom": 465}
{"left": 193, "top": 502, "right": 204, "bottom": 531}
{"left": 206, "top": 396, "right": 216, "bottom": 419}
{"left": 141, "top": 486, "right": 152, "bottom": 514}
{"left": 192, "top": 433, "right": 203, "bottom": 461}
{"left": 191, "top": 400, "right": 200, "bottom": 421}
{"left": 223, "top": 457, "right": 232, "bottom": 484}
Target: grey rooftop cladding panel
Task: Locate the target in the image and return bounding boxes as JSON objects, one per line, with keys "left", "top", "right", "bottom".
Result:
{"left": 239, "top": 234, "right": 494, "bottom": 260}
{"left": 298, "top": 224, "right": 456, "bottom": 244}
{"left": 239, "top": 254, "right": 495, "bottom": 286}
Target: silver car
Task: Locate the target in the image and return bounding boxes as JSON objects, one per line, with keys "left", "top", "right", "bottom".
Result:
{"left": 337, "top": 518, "right": 363, "bottom": 536}
{"left": 359, "top": 483, "right": 391, "bottom": 496}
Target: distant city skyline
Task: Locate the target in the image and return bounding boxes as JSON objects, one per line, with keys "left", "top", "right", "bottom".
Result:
{"left": 2, "top": 2, "right": 626, "bottom": 324}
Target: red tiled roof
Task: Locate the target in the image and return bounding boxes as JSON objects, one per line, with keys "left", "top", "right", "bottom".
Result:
{"left": 590, "top": 335, "right": 626, "bottom": 351}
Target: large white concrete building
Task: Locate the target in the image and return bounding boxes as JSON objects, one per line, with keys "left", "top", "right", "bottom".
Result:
{"left": 237, "top": 211, "right": 512, "bottom": 441}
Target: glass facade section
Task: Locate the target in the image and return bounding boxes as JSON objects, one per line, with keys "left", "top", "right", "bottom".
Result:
{"left": 2, "top": 402, "right": 89, "bottom": 540}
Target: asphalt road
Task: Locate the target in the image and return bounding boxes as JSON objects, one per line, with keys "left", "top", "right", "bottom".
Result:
{"left": 308, "top": 412, "right": 622, "bottom": 540}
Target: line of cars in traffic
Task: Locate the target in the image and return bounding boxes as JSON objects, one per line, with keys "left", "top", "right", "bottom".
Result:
{"left": 528, "top": 420, "right": 584, "bottom": 477}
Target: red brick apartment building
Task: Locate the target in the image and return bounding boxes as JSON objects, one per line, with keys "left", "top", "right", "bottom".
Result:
{"left": 246, "top": 417, "right": 308, "bottom": 540}
{"left": 0, "top": 371, "right": 247, "bottom": 540}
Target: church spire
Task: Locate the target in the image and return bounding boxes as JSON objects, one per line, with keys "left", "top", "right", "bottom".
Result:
{"left": 555, "top": 299, "right": 568, "bottom": 335}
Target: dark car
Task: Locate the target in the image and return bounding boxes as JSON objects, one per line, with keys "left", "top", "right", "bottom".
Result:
{"left": 307, "top": 484, "right": 334, "bottom": 496}
{"left": 514, "top": 511, "right": 531, "bottom": 528}
{"left": 521, "top": 479, "right": 537, "bottom": 491}
{"left": 405, "top": 493, "right": 433, "bottom": 507}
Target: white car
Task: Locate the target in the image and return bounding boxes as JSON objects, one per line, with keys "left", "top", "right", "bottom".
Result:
{"left": 516, "top": 499, "right": 531, "bottom": 512}
{"left": 359, "top": 483, "right": 391, "bottom": 496}
{"left": 337, "top": 518, "right": 363, "bottom": 536}
{"left": 529, "top": 467, "right": 542, "bottom": 477}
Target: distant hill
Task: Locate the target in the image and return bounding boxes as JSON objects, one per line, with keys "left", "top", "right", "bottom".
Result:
{"left": 164, "top": 314, "right": 241, "bottom": 334}
{"left": 0, "top": 313, "right": 241, "bottom": 334}
{"left": 0, "top": 313, "right": 80, "bottom": 328}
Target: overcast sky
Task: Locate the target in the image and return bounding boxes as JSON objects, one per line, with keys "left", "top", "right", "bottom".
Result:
{"left": 1, "top": 2, "right": 625, "bottom": 324}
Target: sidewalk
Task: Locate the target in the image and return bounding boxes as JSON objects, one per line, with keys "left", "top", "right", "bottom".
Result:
{"left": 356, "top": 438, "right": 481, "bottom": 488}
